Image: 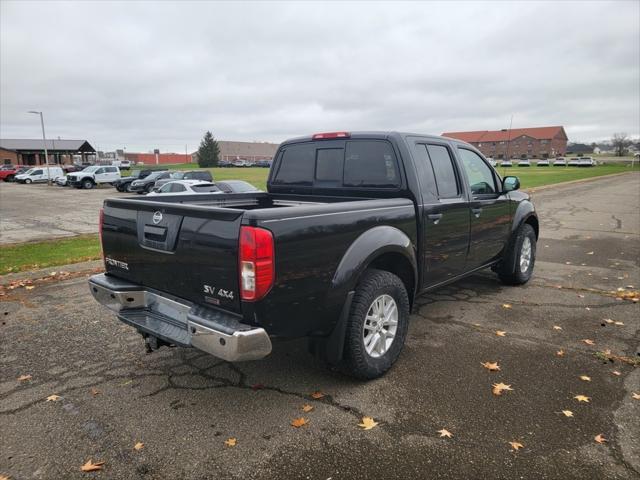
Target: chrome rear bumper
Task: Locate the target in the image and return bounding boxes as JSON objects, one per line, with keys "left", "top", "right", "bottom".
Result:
{"left": 88, "top": 273, "right": 271, "bottom": 362}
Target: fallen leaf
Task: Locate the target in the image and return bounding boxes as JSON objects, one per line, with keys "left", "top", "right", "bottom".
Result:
{"left": 586, "top": 251, "right": 594, "bottom": 255}
{"left": 501, "top": 303, "right": 512, "bottom": 309}
{"left": 18, "top": 374, "right": 32, "bottom": 381}
{"left": 492, "top": 383, "right": 514, "bottom": 396}
{"left": 224, "top": 438, "right": 237, "bottom": 447}
{"left": 614, "top": 321, "right": 624, "bottom": 326}
{"left": 632, "top": 393, "right": 640, "bottom": 400}
{"left": 90, "top": 388, "right": 101, "bottom": 396}
{"left": 133, "top": 442, "right": 144, "bottom": 451}
{"left": 562, "top": 410, "right": 574, "bottom": 417}
{"left": 565, "top": 261, "right": 572, "bottom": 265}
{"left": 437, "top": 428, "right": 453, "bottom": 438}
{"left": 574, "top": 395, "right": 590, "bottom": 403}
{"left": 291, "top": 417, "right": 309, "bottom": 428}
{"left": 585, "top": 307, "right": 591, "bottom": 311}
{"left": 358, "top": 417, "right": 379, "bottom": 430}
{"left": 310, "top": 391, "right": 324, "bottom": 399}
{"left": 553, "top": 325, "right": 563, "bottom": 330}
{"left": 604, "top": 319, "right": 614, "bottom": 324}
{"left": 612, "top": 371, "right": 622, "bottom": 376}
{"left": 582, "top": 339, "right": 595, "bottom": 346}
{"left": 481, "top": 361, "right": 501, "bottom": 371}
{"left": 556, "top": 349, "right": 565, "bottom": 357}
{"left": 25, "top": 285, "right": 35, "bottom": 290}
{"left": 509, "top": 441, "right": 524, "bottom": 451}
{"left": 578, "top": 294, "right": 585, "bottom": 298}
{"left": 495, "top": 330, "right": 506, "bottom": 337}
{"left": 579, "top": 375, "right": 592, "bottom": 382}
{"left": 80, "top": 460, "right": 105, "bottom": 472}
{"left": 0, "top": 474, "right": 10, "bottom": 480}
{"left": 594, "top": 434, "right": 607, "bottom": 444}
{"left": 302, "top": 404, "right": 314, "bottom": 413}
{"left": 46, "top": 394, "right": 61, "bottom": 402}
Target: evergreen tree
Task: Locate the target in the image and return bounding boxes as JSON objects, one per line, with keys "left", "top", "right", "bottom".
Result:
{"left": 197, "top": 131, "right": 220, "bottom": 167}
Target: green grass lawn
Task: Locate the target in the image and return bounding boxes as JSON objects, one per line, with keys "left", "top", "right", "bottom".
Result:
{"left": 0, "top": 235, "right": 101, "bottom": 275}
{"left": 497, "top": 163, "right": 639, "bottom": 189}
{"left": 2, "top": 164, "right": 637, "bottom": 275}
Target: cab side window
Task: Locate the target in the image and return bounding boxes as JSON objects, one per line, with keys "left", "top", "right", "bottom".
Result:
{"left": 95, "top": 168, "right": 105, "bottom": 174}
{"left": 458, "top": 149, "right": 497, "bottom": 195}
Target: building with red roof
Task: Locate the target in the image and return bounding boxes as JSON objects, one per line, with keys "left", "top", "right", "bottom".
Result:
{"left": 442, "top": 126, "right": 568, "bottom": 159}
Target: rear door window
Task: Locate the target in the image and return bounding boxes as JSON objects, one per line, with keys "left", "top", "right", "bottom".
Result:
{"left": 426, "top": 145, "right": 460, "bottom": 198}
{"left": 315, "top": 149, "right": 344, "bottom": 182}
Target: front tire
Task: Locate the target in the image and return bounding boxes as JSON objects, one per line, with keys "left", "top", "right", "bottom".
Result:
{"left": 82, "top": 179, "right": 94, "bottom": 189}
{"left": 341, "top": 269, "right": 410, "bottom": 379}
{"left": 25, "top": 178, "right": 32, "bottom": 184}
{"left": 497, "top": 223, "right": 536, "bottom": 285}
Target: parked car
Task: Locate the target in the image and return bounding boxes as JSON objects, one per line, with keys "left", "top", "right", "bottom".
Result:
{"left": 129, "top": 170, "right": 171, "bottom": 194}
{"left": 255, "top": 159, "right": 272, "bottom": 168}
{"left": 500, "top": 159, "right": 513, "bottom": 167}
{"left": 218, "top": 160, "right": 233, "bottom": 168}
{"left": 567, "top": 157, "right": 580, "bottom": 166}
{"left": 91, "top": 131, "right": 538, "bottom": 379}
{"left": 0, "top": 165, "right": 30, "bottom": 182}
{"left": 66, "top": 165, "right": 121, "bottom": 189}
{"left": 215, "top": 180, "right": 260, "bottom": 193}
{"left": 578, "top": 156, "right": 596, "bottom": 167}
{"left": 536, "top": 159, "right": 550, "bottom": 167}
{"left": 147, "top": 180, "right": 222, "bottom": 196}
{"left": 15, "top": 166, "right": 64, "bottom": 183}
{"left": 153, "top": 170, "right": 213, "bottom": 190}
{"left": 113, "top": 169, "right": 155, "bottom": 192}
{"left": 233, "top": 160, "right": 251, "bottom": 167}
{"left": 55, "top": 175, "right": 69, "bottom": 186}
{"left": 517, "top": 159, "right": 531, "bottom": 167}
{"left": 553, "top": 157, "right": 567, "bottom": 166}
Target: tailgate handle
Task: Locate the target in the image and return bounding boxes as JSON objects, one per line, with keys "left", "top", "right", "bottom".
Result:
{"left": 144, "top": 224, "right": 167, "bottom": 241}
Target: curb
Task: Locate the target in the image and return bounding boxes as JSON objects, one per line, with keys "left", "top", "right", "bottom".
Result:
{"left": 1, "top": 259, "right": 104, "bottom": 286}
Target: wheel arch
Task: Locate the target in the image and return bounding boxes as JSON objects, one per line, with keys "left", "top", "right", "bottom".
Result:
{"left": 330, "top": 226, "right": 417, "bottom": 307}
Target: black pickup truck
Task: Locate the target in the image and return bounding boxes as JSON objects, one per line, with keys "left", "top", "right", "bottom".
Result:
{"left": 89, "top": 131, "right": 538, "bottom": 379}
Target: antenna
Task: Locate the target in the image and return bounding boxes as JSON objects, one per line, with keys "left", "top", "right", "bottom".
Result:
{"left": 503, "top": 115, "right": 514, "bottom": 175}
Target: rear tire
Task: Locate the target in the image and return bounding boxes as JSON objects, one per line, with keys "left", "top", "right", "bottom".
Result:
{"left": 341, "top": 269, "right": 410, "bottom": 379}
{"left": 4, "top": 175, "right": 14, "bottom": 182}
{"left": 497, "top": 223, "right": 536, "bottom": 285}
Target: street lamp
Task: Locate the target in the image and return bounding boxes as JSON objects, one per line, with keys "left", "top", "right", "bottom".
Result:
{"left": 27, "top": 110, "right": 52, "bottom": 185}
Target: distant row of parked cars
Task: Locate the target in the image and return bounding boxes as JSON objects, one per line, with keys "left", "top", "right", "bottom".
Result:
{"left": 218, "top": 159, "right": 272, "bottom": 168}
{"left": 487, "top": 156, "right": 597, "bottom": 168}
{"left": 0, "top": 164, "right": 260, "bottom": 195}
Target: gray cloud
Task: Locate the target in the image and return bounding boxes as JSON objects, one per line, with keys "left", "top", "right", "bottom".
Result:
{"left": 1, "top": 0, "right": 638, "bottom": 152}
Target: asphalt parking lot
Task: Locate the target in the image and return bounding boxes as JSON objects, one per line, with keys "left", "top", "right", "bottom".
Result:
{"left": 1, "top": 173, "right": 639, "bottom": 480}
{"left": 0, "top": 183, "right": 126, "bottom": 245}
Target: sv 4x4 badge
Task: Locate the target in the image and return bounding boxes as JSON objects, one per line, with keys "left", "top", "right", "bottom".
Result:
{"left": 204, "top": 285, "right": 234, "bottom": 300}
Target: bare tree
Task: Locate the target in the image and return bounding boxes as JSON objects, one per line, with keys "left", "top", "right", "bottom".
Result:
{"left": 611, "top": 133, "right": 631, "bottom": 157}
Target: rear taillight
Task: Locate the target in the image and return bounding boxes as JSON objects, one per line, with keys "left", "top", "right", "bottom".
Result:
{"left": 98, "top": 208, "right": 104, "bottom": 260}
{"left": 312, "top": 131, "right": 350, "bottom": 140}
{"left": 239, "top": 226, "right": 274, "bottom": 301}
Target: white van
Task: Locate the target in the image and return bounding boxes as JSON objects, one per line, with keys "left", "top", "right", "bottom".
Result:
{"left": 15, "top": 166, "right": 64, "bottom": 184}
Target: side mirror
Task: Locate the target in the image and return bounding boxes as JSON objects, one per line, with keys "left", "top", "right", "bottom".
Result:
{"left": 503, "top": 176, "right": 520, "bottom": 192}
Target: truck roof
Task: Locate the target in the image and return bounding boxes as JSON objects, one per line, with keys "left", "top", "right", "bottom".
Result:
{"left": 280, "top": 131, "right": 473, "bottom": 148}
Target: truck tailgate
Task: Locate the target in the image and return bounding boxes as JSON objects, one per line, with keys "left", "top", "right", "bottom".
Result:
{"left": 101, "top": 198, "right": 244, "bottom": 314}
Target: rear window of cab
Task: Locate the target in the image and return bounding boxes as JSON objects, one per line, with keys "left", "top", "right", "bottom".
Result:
{"left": 272, "top": 140, "right": 400, "bottom": 188}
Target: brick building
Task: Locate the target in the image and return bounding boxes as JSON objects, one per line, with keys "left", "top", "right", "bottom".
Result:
{"left": 442, "top": 126, "right": 568, "bottom": 159}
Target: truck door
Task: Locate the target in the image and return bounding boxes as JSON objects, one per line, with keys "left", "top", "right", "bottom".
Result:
{"left": 455, "top": 148, "right": 511, "bottom": 269}
{"left": 412, "top": 142, "right": 470, "bottom": 288}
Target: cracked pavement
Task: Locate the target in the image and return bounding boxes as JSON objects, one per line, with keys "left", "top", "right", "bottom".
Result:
{"left": 1, "top": 173, "right": 639, "bottom": 479}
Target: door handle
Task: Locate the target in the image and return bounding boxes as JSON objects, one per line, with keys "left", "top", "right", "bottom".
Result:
{"left": 428, "top": 213, "right": 443, "bottom": 224}
{"left": 472, "top": 208, "right": 482, "bottom": 218}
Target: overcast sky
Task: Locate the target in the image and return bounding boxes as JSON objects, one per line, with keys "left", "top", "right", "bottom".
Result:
{"left": 1, "top": 1, "right": 638, "bottom": 152}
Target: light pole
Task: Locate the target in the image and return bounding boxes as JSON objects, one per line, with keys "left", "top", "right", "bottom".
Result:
{"left": 28, "top": 110, "right": 51, "bottom": 185}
